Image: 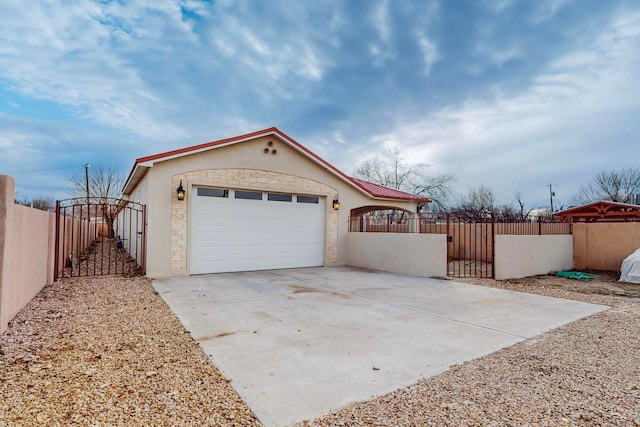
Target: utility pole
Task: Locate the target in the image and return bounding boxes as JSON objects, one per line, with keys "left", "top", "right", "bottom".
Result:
{"left": 85, "top": 163, "right": 90, "bottom": 222}
{"left": 548, "top": 184, "right": 556, "bottom": 213}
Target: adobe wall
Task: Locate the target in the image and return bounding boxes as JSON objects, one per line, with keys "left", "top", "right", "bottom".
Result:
{"left": 573, "top": 222, "right": 640, "bottom": 271}
{"left": 0, "top": 175, "right": 55, "bottom": 334}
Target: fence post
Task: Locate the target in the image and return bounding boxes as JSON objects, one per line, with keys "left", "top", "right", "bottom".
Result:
{"left": 446, "top": 213, "right": 451, "bottom": 273}
{"left": 54, "top": 200, "right": 61, "bottom": 281}
{"left": 538, "top": 216, "right": 542, "bottom": 235}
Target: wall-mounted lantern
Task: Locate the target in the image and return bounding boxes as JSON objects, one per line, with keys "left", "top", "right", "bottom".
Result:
{"left": 176, "top": 180, "right": 186, "bottom": 201}
{"left": 332, "top": 197, "right": 340, "bottom": 210}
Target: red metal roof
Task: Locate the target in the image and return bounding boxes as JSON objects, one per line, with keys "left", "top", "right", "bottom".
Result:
{"left": 124, "top": 127, "right": 430, "bottom": 203}
{"left": 349, "top": 177, "right": 428, "bottom": 201}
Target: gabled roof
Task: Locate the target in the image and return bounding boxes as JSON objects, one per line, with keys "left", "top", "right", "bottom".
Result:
{"left": 123, "top": 127, "right": 429, "bottom": 203}
{"left": 554, "top": 200, "right": 640, "bottom": 222}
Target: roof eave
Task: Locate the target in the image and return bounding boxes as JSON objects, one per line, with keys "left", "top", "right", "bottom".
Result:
{"left": 121, "top": 127, "right": 430, "bottom": 203}
{"left": 122, "top": 164, "right": 148, "bottom": 196}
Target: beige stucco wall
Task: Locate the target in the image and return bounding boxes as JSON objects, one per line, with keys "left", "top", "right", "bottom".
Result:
{"left": 494, "top": 235, "right": 573, "bottom": 280}
{"left": 129, "top": 135, "right": 418, "bottom": 277}
{"left": 573, "top": 222, "right": 640, "bottom": 271}
{"left": 345, "top": 232, "right": 447, "bottom": 278}
{"left": 0, "top": 175, "right": 55, "bottom": 333}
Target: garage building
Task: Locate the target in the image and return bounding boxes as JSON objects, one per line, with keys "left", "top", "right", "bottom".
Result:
{"left": 122, "top": 127, "right": 427, "bottom": 277}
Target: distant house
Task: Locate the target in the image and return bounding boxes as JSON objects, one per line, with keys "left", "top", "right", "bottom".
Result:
{"left": 122, "top": 127, "right": 429, "bottom": 277}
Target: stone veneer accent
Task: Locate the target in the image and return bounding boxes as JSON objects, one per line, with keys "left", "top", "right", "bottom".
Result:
{"left": 171, "top": 169, "right": 339, "bottom": 274}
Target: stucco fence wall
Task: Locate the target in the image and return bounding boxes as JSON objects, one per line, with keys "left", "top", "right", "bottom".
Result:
{"left": 494, "top": 235, "right": 573, "bottom": 280}
{"left": 573, "top": 222, "right": 640, "bottom": 271}
{"left": 346, "top": 232, "right": 573, "bottom": 281}
{"left": 346, "top": 233, "right": 448, "bottom": 278}
{"left": 0, "top": 176, "right": 56, "bottom": 333}
{"left": 0, "top": 175, "right": 103, "bottom": 333}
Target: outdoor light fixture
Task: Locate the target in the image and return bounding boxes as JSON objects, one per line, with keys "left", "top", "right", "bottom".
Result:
{"left": 176, "top": 180, "right": 186, "bottom": 201}
{"left": 332, "top": 197, "right": 340, "bottom": 210}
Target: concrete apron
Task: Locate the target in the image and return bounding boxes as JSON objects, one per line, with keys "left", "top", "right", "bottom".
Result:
{"left": 153, "top": 267, "right": 608, "bottom": 427}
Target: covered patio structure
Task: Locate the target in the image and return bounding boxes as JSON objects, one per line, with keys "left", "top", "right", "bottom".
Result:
{"left": 554, "top": 201, "right": 640, "bottom": 222}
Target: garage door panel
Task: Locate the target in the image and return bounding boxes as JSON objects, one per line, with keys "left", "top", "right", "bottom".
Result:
{"left": 190, "top": 189, "right": 325, "bottom": 274}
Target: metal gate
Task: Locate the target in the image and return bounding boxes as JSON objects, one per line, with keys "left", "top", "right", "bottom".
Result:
{"left": 54, "top": 198, "right": 146, "bottom": 280}
{"left": 446, "top": 213, "right": 494, "bottom": 279}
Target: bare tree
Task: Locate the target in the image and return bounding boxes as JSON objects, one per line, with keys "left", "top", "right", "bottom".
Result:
{"left": 69, "top": 163, "right": 125, "bottom": 238}
{"left": 15, "top": 196, "right": 55, "bottom": 211}
{"left": 354, "top": 147, "right": 456, "bottom": 210}
{"left": 573, "top": 167, "right": 640, "bottom": 205}
{"left": 449, "top": 184, "right": 496, "bottom": 220}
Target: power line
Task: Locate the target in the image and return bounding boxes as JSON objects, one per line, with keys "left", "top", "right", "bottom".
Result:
{"left": 5, "top": 164, "right": 87, "bottom": 174}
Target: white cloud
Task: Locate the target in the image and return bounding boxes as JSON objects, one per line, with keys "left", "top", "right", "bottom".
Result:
{"left": 368, "top": 0, "right": 396, "bottom": 66}
{"left": 529, "top": 0, "right": 572, "bottom": 24}
{"left": 367, "top": 10, "right": 640, "bottom": 206}
{"left": 416, "top": 33, "right": 437, "bottom": 76}
{"left": 0, "top": 0, "right": 342, "bottom": 141}
{"left": 0, "top": 1, "right": 191, "bottom": 140}
{"left": 371, "top": 0, "right": 391, "bottom": 42}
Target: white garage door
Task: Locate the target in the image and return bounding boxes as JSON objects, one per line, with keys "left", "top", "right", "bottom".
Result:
{"left": 190, "top": 187, "right": 325, "bottom": 274}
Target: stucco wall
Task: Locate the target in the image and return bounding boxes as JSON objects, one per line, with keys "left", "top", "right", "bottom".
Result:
{"left": 130, "top": 135, "right": 418, "bottom": 277}
{"left": 573, "top": 222, "right": 640, "bottom": 271}
{"left": 494, "top": 235, "right": 573, "bottom": 280}
{"left": 0, "top": 175, "right": 55, "bottom": 333}
{"left": 345, "top": 232, "right": 447, "bottom": 278}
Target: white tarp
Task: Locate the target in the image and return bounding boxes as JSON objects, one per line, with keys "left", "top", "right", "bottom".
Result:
{"left": 620, "top": 248, "right": 640, "bottom": 284}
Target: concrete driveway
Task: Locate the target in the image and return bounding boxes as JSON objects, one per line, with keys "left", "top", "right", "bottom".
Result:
{"left": 153, "top": 267, "right": 607, "bottom": 427}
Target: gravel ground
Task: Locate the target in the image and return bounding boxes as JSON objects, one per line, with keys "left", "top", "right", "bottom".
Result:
{"left": 1, "top": 272, "right": 639, "bottom": 426}
{"left": 0, "top": 276, "right": 260, "bottom": 427}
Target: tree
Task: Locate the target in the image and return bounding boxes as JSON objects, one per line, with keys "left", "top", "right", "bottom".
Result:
{"left": 15, "top": 196, "right": 55, "bottom": 211}
{"left": 449, "top": 184, "right": 495, "bottom": 220}
{"left": 354, "top": 147, "right": 456, "bottom": 210}
{"left": 69, "top": 163, "right": 125, "bottom": 238}
{"left": 449, "top": 186, "right": 534, "bottom": 222}
{"left": 573, "top": 167, "right": 640, "bottom": 205}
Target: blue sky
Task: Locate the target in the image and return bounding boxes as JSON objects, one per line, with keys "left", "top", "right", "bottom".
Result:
{"left": 1, "top": 0, "right": 639, "bottom": 209}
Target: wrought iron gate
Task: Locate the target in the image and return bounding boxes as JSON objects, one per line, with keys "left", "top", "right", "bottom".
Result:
{"left": 54, "top": 198, "right": 146, "bottom": 280}
{"left": 446, "top": 213, "right": 495, "bottom": 279}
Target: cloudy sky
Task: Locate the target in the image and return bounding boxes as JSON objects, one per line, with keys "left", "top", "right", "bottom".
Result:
{"left": 1, "top": 0, "right": 639, "bottom": 209}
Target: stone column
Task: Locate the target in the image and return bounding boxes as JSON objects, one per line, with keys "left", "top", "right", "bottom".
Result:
{"left": 409, "top": 213, "right": 419, "bottom": 233}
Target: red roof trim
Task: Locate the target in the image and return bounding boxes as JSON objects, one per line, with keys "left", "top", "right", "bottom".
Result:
{"left": 349, "top": 177, "right": 430, "bottom": 202}
{"left": 135, "top": 127, "right": 279, "bottom": 164}
{"left": 125, "top": 127, "right": 429, "bottom": 202}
